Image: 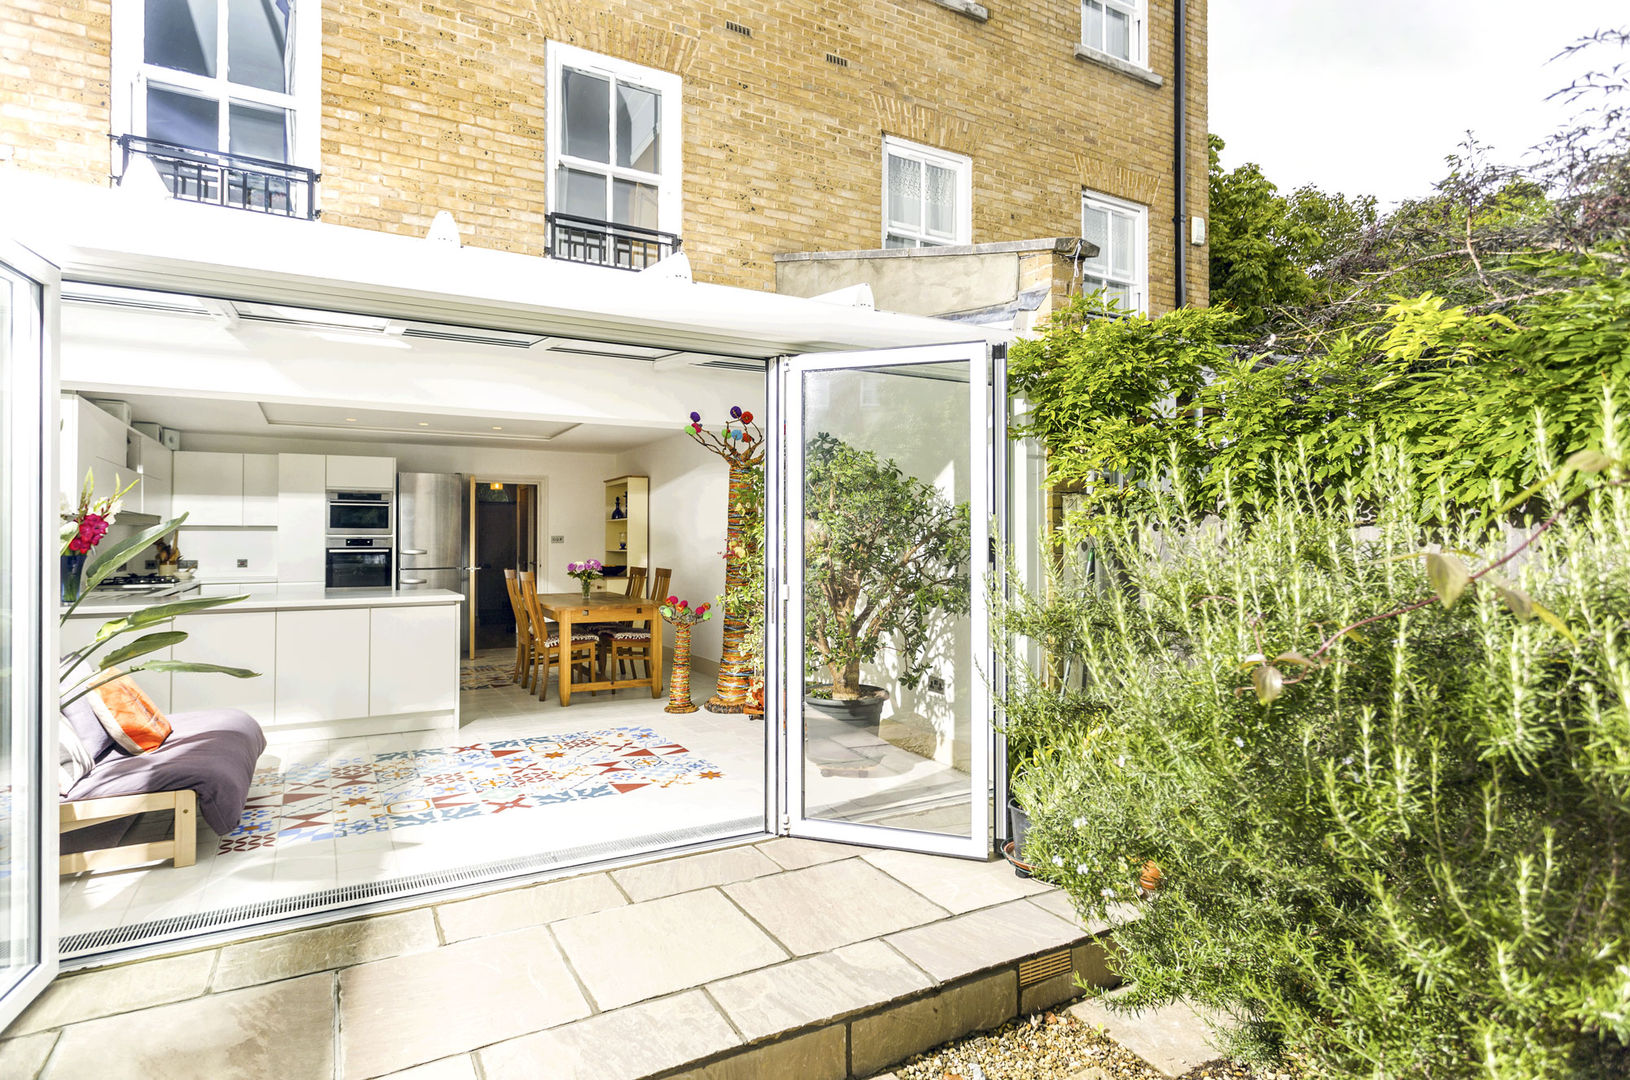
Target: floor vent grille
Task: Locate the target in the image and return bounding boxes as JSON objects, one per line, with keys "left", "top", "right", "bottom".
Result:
{"left": 1019, "top": 948, "right": 1074, "bottom": 986}
{"left": 724, "top": 20, "right": 752, "bottom": 37}
{"left": 62, "top": 816, "right": 765, "bottom": 961}
{"left": 825, "top": 53, "right": 849, "bottom": 67}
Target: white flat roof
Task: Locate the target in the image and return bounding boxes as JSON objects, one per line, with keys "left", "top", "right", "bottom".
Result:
{"left": 6, "top": 172, "right": 997, "bottom": 360}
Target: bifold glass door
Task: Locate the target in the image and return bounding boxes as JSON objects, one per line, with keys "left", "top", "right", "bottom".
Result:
{"left": 0, "top": 241, "right": 57, "bottom": 1029}
{"left": 778, "top": 342, "right": 997, "bottom": 859}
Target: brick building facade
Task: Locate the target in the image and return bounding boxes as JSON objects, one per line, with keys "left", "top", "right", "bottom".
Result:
{"left": 1, "top": 0, "right": 1206, "bottom": 309}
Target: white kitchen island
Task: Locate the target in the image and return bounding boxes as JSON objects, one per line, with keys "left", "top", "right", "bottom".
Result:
{"left": 62, "top": 586, "right": 465, "bottom": 741}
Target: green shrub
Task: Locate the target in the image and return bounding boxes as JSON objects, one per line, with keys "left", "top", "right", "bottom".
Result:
{"left": 999, "top": 431, "right": 1630, "bottom": 1078}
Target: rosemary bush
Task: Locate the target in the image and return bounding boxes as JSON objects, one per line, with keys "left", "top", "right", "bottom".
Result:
{"left": 1001, "top": 437, "right": 1630, "bottom": 1077}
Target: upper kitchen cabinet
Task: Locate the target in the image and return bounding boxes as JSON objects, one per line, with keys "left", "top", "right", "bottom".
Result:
{"left": 326, "top": 455, "right": 396, "bottom": 490}
{"left": 173, "top": 452, "right": 279, "bottom": 527}
{"left": 276, "top": 454, "right": 326, "bottom": 585}
{"left": 127, "top": 429, "right": 173, "bottom": 520}
{"left": 60, "top": 395, "right": 132, "bottom": 505}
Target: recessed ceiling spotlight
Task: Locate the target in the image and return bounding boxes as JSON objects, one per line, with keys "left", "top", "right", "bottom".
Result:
{"left": 418, "top": 421, "right": 429, "bottom": 427}
{"left": 491, "top": 426, "right": 503, "bottom": 431}
{"left": 345, "top": 417, "right": 358, "bottom": 422}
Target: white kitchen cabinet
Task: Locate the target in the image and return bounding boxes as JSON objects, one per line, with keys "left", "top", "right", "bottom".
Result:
{"left": 170, "top": 610, "right": 275, "bottom": 718}
{"left": 126, "top": 429, "right": 172, "bottom": 482}
{"left": 140, "top": 473, "right": 173, "bottom": 522}
{"left": 61, "top": 395, "right": 133, "bottom": 504}
{"left": 276, "top": 454, "right": 326, "bottom": 585}
{"left": 60, "top": 616, "right": 173, "bottom": 714}
{"left": 173, "top": 451, "right": 245, "bottom": 526}
{"left": 88, "top": 455, "right": 131, "bottom": 506}
{"left": 326, "top": 455, "right": 396, "bottom": 490}
{"left": 242, "top": 454, "right": 279, "bottom": 526}
{"left": 369, "top": 604, "right": 457, "bottom": 716}
{"left": 274, "top": 608, "right": 370, "bottom": 725}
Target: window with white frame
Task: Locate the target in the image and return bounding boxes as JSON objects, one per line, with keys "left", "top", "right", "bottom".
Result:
{"left": 882, "top": 137, "right": 972, "bottom": 248}
{"left": 1081, "top": 190, "right": 1147, "bottom": 313}
{"left": 546, "top": 42, "right": 682, "bottom": 245}
{"left": 1081, "top": 0, "right": 1146, "bottom": 66}
{"left": 114, "top": 0, "right": 317, "bottom": 165}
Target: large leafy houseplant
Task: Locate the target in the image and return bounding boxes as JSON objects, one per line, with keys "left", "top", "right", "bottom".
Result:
{"left": 803, "top": 432, "right": 970, "bottom": 700}
{"left": 60, "top": 510, "right": 257, "bottom": 708}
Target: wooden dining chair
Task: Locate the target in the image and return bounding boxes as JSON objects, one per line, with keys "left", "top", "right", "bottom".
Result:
{"left": 519, "top": 576, "right": 598, "bottom": 702}
{"left": 503, "top": 569, "right": 533, "bottom": 687}
{"left": 624, "top": 565, "right": 648, "bottom": 601}
{"left": 607, "top": 566, "right": 671, "bottom": 684}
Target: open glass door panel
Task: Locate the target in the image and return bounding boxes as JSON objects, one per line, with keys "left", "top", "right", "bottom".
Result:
{"left": 782, "top": 342, "right": 994, "bottom": 859}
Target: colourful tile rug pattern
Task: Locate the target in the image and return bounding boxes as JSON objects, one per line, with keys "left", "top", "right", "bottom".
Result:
{"left": 219, "top": 727, "right": 723, "bottom": 853}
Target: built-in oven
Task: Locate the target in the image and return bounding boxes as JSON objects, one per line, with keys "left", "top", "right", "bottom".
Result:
{"left": 327, "top": 489, "right": 394, "bottom": 536}
{"left": 326, "top": 537, "right": 393, "bottom": 589}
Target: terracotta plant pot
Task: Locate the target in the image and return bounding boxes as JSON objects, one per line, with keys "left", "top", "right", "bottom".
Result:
{"left": 1001, "top": 840, "right": 1037, "bottom": 880}
{"left": 1138, "top": 860, "right": 1163, "bottom": 897}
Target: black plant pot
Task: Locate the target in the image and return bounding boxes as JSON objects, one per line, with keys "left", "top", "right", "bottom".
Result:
{"left": 804, "top": 684, "right": 887, "bottom": 736}
{"left": 1007, "top": 797, "right": 1031, "bottom": 859}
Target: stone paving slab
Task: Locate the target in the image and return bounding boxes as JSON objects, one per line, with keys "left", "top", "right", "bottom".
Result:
{"left": 885, "top": 898, "right": 1085, "bottom": 984}
{"left": 0, "top": 1030, "right": 56, "bottom": 1080}
{"left": 377, "top": 1058, "right": 478, "bottom": 1080}
{"left": 862, "top": 848, "right": 1053, "bottom": 914}
{"left": 724, "top": 857, "right": 949, "bottom": 955}
{"left": 754, "top": 836, "right": 875, "bottom": 870}
{"left": 551, "top": 887, "right": 788, "bottom": 1010}
{"left": 706, "top": 939, "right": 934, "bottom": 1042}
{"left": 8, "top": 948, "right": 216, "bottom": 1036}
{"left": 1068, "top": 995, "right": 1228, "bottom": 1078}
{"left": 850, "top": 970, "right": 1018, "bottom": 1078}
{"left": 434, "top": 871, "right": 625, "bottom": 943}
{"left": 478, "top": 990, "right": 741, "bottom": 1080}
{"left": 214, "top": 908, "right": 439, "bottom": 991}
{"left": 339, "top": 926, "right": 589, "bottom": 1080}
{"left": 612, "top": 844, "right": 782, "bottom": 902}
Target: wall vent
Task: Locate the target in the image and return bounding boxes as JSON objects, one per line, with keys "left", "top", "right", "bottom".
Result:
{"left": 825, "top": 53, "right": 850, "bottom": 67}
{"left": 724, "top": 20, "right": 752, "bottom": 37}
{"left": 1018, "top": 948, "right": 1075, "bottom": 986}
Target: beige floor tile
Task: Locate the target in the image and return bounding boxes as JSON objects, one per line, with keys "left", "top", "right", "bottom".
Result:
{"left": 478, "top": 990, "right": 740, "bottom": 1080}
{"left": 8, "top": 949, "right": 216, "bottom": 1035}
{"left": 611, "top": 843, "right": 781, "bottom": 902}
{"left": 724, "top": 859, "right": 948, "bottom": 955}
{"left": 551, "top": 888, "right": 787, "bottom": 1010}
{"left": 214, "top": 908, "right": 440, "bottom": 991}
{"left": 884, "top": 899, "right": 1084, "bottom": 983}
{"left": 376, "top": 1056, "right": 478, "bottom": 1080}
{"left": 706, "top": 939, "right": 933, "bottom": 1042}
{"left": 46, "top": 973, "right": 334, "bottom": 1080}
{"left": 862, "top": 848, "right": 1052, "bottom": 914}
{"left": 339, "top": 926, "right": 590, "bottom": 1080}
{"left": 754, "top": 836, "right": 870, "bottom": 870}
{"left": 0, "top": 1031, "right": 57, "bottom": 1080}
{"left": 433, "top": 872, "right": 625, "bottom": 943}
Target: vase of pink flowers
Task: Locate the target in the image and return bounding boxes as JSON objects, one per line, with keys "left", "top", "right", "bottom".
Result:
{"left": 59, "top": 470, "right": 139, "bottom": 603}
{"left": 566, "top": 558, "right": 604, "bottom": 600}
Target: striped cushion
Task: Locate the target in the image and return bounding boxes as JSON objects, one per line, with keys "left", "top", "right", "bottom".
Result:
{"left": 611, "top": 630, "right": 652, "bottom": 642}
{"left": 543, "top": 633, "right": 599, "bottom": 647}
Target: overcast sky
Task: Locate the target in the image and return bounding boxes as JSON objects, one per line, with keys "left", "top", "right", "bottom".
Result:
{"left": 1209, "top": 1, "right": 1629, "bottom": 204}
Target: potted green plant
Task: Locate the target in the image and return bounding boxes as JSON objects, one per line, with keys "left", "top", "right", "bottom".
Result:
{"left": 802, "top": 432, "right": 971, "bottom": 734}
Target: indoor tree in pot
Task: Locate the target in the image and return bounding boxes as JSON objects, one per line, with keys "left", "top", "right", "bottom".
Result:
{"left": 803, "top": 432, "right": 970, "bottom": 734}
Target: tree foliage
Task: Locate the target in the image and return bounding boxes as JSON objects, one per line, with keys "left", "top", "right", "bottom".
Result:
{"left": 802, "top": 432, "right": 970, "bottom": 699}
{"left": 1000, "top": 427, "right": 1630, "bottom": 1078}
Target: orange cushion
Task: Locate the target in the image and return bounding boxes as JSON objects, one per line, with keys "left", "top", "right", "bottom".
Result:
{"left": 87, "top": 674, "right": 173, "bottom": 754}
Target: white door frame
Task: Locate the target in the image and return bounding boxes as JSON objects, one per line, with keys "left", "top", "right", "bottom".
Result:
{"left": 774, "top": 340, "right": 997, "bottom": 859}
{"left": 0, "top": 238, "right": 61, "bottom": 1030}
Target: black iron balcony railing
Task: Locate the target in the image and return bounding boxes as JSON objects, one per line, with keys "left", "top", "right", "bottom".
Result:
{"left": 546, "top": 212, "right": 681, "bottom": 270}
{"left": 114, "top": 134, "right": 319, "bottom": 220}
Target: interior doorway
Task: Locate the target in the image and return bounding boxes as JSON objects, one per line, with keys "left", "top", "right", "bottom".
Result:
{"left": 469, "top": 480, "right": 539, "bottom": 656}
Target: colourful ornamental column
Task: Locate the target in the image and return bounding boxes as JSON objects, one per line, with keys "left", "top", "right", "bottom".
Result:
{"left": 665, "top": 620, "right": 698, "bottom": 713}
{"left": 682, "top": 407, "right": 764, "bottom": 715}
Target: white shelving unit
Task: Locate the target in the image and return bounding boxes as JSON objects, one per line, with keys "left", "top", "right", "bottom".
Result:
{"left": 603, "top": 475, "right": 649, "bottom": 593}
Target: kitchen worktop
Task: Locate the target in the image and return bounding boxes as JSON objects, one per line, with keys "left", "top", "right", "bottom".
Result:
{"left": 63, "top": 586, "right": 464, "bottom": 617}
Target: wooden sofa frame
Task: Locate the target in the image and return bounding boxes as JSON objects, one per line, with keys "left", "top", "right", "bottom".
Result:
{"left": 59, "top": 789, "right": 196, "bottom": 875}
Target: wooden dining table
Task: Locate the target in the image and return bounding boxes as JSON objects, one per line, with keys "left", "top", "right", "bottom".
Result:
{"left": 533, "top": 590, "right": 664, "bottom": 706}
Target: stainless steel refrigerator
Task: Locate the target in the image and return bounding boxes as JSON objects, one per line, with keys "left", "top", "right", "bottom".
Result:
{"left": 396, "top": 472, "right": 471, "bottom": 652}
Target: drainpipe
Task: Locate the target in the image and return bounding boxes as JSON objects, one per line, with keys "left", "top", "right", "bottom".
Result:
{"left": 1172, "top": 0, "right": 1187, "bottom": 309}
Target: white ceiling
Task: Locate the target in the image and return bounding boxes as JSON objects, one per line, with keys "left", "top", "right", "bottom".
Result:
{"left": 91, "top": 391, "right": 683, "bottom": 454}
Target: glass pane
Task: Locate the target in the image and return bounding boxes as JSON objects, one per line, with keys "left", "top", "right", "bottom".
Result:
{"left": 229, "top": 103, "right": 288, "bottom": 161}
{"left": 228, "top": 0, "right": 290, "bottom": 93}
{"left": 612, "top": 178, "right": 660, "bottom": 230}
{"left": 1082, "top": 0, "right": 1104, "bottom": 50}
{"left": 147, "top": 85, "right": 219, "bottom": 150}
{"left": 1110, "top": 210, "right": 1136, "bottom": 279}
{"left": 925, "top": 163, "right": 956, "bottom": 239}
{"left": 1081, "top": 204, "right": 1110, "bottom": 275}
{"left": 616, "top": 83, "right": 661, "bottom": 172}
{"left": 146, "top": 0, "right": 218, "bottom": 76}
{"left": 884, "top": 234, "right": 919, "bottom": 249}
{"left": 561, "top": 68, "right": 610, "bottom": 163}
{"left": 1106, "top": 7, "right": 1131, "bottom": 58}
{"left": 555, "top": 166, "right": 606, "bottom": 220}
{"left": 0, "top": 262, "right": 43, "bottom": 1004}
{"left": 800, "top": 362, "right": 974, "bottom": 836}
{"left": 887, "top": 154, "right": 922, "bottom": 232}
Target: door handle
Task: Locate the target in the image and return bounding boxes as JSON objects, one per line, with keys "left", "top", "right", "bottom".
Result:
{"left": 399, "top": 577, "right": 427, "bottom": 585}
{"left": 400, "top": 548, "right": 427, "bottom": 556}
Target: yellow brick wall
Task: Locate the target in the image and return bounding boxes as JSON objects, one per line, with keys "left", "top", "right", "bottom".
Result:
{"left": 0, "top": 0, "right": 1208, "bottom": 308}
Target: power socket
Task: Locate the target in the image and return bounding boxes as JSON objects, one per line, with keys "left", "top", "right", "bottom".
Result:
{"left": 926, "top": 674, "right": 946, "bottom": 694}
{"left": 236, "top": 559, "right": 249, "bottom": 568}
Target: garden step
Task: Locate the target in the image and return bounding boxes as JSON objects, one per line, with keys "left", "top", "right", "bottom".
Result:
{"left": 1067, "top": 991, "right": 1227, "bottom": 1079}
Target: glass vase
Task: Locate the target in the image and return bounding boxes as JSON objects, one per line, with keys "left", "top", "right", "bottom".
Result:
{"left": 580, "top": 578, "right": 593, "bottom": 601}
{"left": 61, "top": 552, "right": 87, "bottom": 604}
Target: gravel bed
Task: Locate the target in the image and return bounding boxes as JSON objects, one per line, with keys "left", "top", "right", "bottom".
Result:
{"left": 887, "top": 1007, "right": 1304, "bottom": 1080}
